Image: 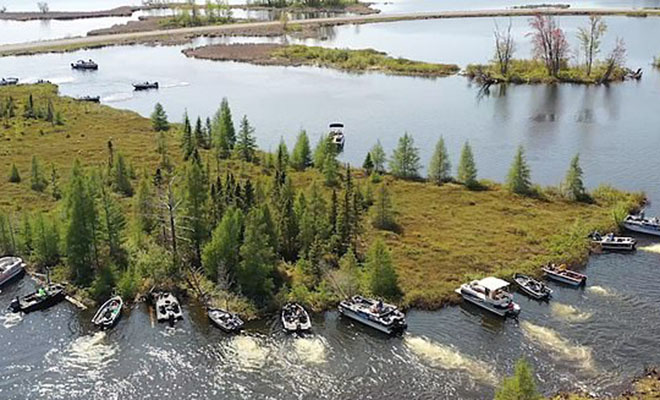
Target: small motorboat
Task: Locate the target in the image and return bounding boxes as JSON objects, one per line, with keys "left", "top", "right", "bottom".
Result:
{"left": 455, "top": 277, "right": 521, "bottom": 317}
{"left": 10, "top": 284, "right": 65, "bottom": 313}
{"left": 513, "top": 273, "right": 552, "bottom": 300}
{"left": 208, "top": 308, "right": 244, "bottom": 333}
{"left": 328, "top": 122, "right": 345, "bottom": 150}
{"left": 77, "top": 96, "right": 100, "bottom": 103}
{"left": 338, "top": 295, "right": 407, "bottom": 335}
{"left": 0, "top": 77, "right": 18, "bottom": 86}
{"left": 542, "top": 263, "right": 586, "bottom": 287}
{"left": 155, "top": 292, "right": 183, "bottom": 325}
{"left": 71, "top": 59, "right": 98, "bottom": 70}
{"left": 623, "top": 213, "right": 660, "bottom": 237}
{"left": 92, "top": 295, "right": 123, "bottom": 329}
{"left": 590, "top": 231, "right": 637, "bottom": 251}
{"left": 281, "top": 303, "right": 312, "bottom": 333}
{"left": 0, "top": 256, "right": 26, "bottom": 288}
{"left": 133, "top": 81, "right": 159, "bottom": 91}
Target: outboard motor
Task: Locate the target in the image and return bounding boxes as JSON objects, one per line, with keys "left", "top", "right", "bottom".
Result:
{"left": 9, "top": 296, "right": 20, "bottom": 313}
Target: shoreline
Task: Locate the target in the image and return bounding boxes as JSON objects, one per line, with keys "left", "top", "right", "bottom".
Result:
{"left": 0, "top": 6, "right": 140, "bottom": 21}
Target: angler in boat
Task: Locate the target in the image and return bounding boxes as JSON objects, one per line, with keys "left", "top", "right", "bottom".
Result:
{"left": 590, "top": 231, "right": 637, "bottom": 251}
{"left": 542, "top": 263, "right": 586, "bottom": 287}
{"left": 281, "top": 303, "right": 312, "bottom": 333}
{"left": 0, "top": 256, "right": 26, "bottom": 288}
{"left": 328, "top": 123, "right": 345, "bottom": 151}
{"left": 71, "top": 59, "right": 98, "bottom": 70}
{"left": 92, "top": 296, "right": 123, "bottom": 329}
{"left": 133, "top": 81, "right": 159, "bottom": 91}
{"left": 154, "top": 292, "right": 183, "bottom": 326}
{"left": 455, "top": 277, "right": 521, "bottom": 317}
{"left": 208, "top": 308, "right": 244, "bottom": 333}
{"left": 10, "top": 284, "right": 65, "bottom": 313}
{"left": 623, "top": 213, "right": 660, "bottom": 237}
{"left": 338, "top": 295, "right": 407, "bottom": 335}
{"left": 0, "top": 77, "right": 18, "bottom": 86}
{"left": 512, "top": 273, "right": 552, "bottom": 300}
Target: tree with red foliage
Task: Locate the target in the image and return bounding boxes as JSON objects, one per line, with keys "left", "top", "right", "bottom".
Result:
{"left": 527, "top": 15, "right": 570, "bottom": 77}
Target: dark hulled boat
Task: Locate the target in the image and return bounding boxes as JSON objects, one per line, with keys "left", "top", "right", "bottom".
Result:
{"left": 133, "top": 81, "right": 159, "bottom": 91}
{"left": 208, "top": 308, "right": 244, "bottom": 333}
{"left": 71, "top": 59, "right": 98, "bottom": 70}
{"left": 77, "top": 96, "right": 100, "bottom": 103}
{"left": 10, "top": 284, "right": 65, "bottom": 313}
{"left": 513, "top": 273, "right": 553, "bottom": 300}
{"left": 338, "top": 296, "right": 407, "bottom": 335}
{"left": 92, "top": 296, "right": 123, "bottom": 329}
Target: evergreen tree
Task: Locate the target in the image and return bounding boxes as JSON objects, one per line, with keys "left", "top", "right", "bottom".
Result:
{"left": 298, "top": 182, "right": 328, "bottom": 256}
{"left": 323, "top": 152, "right": 339, "bottom": 186}
{"left": 495, "top": 359, "right": 541, "bottom": 400}
{"left": 238, "top": 206, "right": 276, "bottom": 301}
{"left": 194, "top": 116, "right": 208, "bottom": 149}
{"left": 457, "top": 141, "right": 479, "bottom": 189}
{"left": 362, "top": 152, "right": 374, "bottom": 175}
{"left": 32, "top": 213, "right": 60, "bottom": 268}
{"left": 98, "top": 183, "right": 127, "bottom": 266}
{"left": 212, "top": 98, "right": 235, "bottom": 159}
{"left": 365, "top": 239, "right": 401, "bottom": 299}
{"left": 156, "top": 131, "right": 172, "bottom": 171}
{"left": 23, "top": 93, "right": 35, "bottom": 119}
{"left": 390, "top": 133, "right": 421, "bottom": 179}
{"left": 276, "top": 138, "right": 289, "bottom": 169}
{"left": 0, "top": 212, "right": 15, "bottom": 255}
{"left": 8, "top": 163, "right": 20, "bottom": 183}
{"left": 46, "top": 99, "right": 55, "bottom": 124}
{"left": 205, "top": 117, "right": 213, "bottom": 148}
{"left": 371, "top": 184, "right": 396, "bottom": 231}
{"left": 135, "top": 176, "right": 155, "bottom": 234}
{"left": 506, "top": 145, "right": 532, "bottom": 195}
{"left": 202, "top": 206, "right": 243, "bottom": 286}
{"left": 151, "top": 102, "right": 169, "bottom": 131}
{"left": 112, "top": 153, "right": 133, "bottom": 197}
{"left": 6, "top": 96, "right": 15, "bottom": 118}
{"left": 30, "top": 155, "right": 47, "bottom": 192}
{"left": 428, "top": 136, "right": 452, "bottom": 184}
{"left": 562, "top": 153, "right": 587, "bottom": 202}
{"left": 290, "top": 129, "right": 312, "bottom": 171}
{"left": 370, "top": 140, "right": 387, "bottom": 174}
{"left": 183, "top": 160, "right": 209, "bottom": 267}
{"left": 234, "top": 115, "right": 256, "bottom": 162}
{"left": 181, "top": 111, "right": 195, "bottom": 160}
{"left": 18, "top": 213, "right": 32, "bottom": 256}
{"left": 275, "top": 177, "right": 299, "bottom": 261}
{"left": 313, "top": 134, "right": 332, "bottom": 169}
{"left": 337, "top": 249, "right": 361, "bottom": 296}
{"left": 49, "top": 163, "right": 61, "bottom": 200}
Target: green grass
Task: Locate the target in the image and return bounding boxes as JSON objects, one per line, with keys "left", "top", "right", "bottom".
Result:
{"left": 466, "top": 59, "right": 628, "bottom": 84}
{"left": 270, "top": 45, "right": 460, "bottom": 77}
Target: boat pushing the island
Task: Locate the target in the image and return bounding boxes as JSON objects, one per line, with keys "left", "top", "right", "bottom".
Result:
{"left": 281, "top": 303, "right": 312, "bottom": 333}
{"left": 542, "top": 263, "right": 586, "bottom": 287}
{"left": 10, "top": 284, "right": 65, "bottom": 313}
{"left": 329, "top": 123, "right": 345, "bottom": 150}
{"left": 338, "top": 296, "right": 407, "bottom": 335}
{"left": 0, "top": 256, "right": 26, "bottom": 288}
{"left": 512, "top": 273, "right": 552, "bottom": 300}
{"left": 455, "top": 277, "right": 521, "bottom": 317}
{"left": 92, "top": 296, "right": 123, "bottom": 329}
{"left": 623, "top": 213, "right": 660, "bottom": 237}
{"left": 590, "top": 231, "right": 637, "bottom": 251}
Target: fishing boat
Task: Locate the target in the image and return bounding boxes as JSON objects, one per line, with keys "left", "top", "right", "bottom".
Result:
{"left": 91, "top": 296, "right": 123, "bottom": 329}
{"left": 512, "top": 273, "right": 552, "bottom": 300}
{"left": 338, "top": 295, "right": 407, "bottom": 335}
{"left": 455, "top": 277, "right": 521, "bottom": 317}
{"left": 9, "top": 284, "right": 65, "bottom": 313}
{"left": 542, "top": 263, "right": 586, "bottom": 287}
{"left": 155, "top": 292, "right": 183, "bottom": 325}
{"left": 77, "top": 96, "right": 100, "bottom": 103}
{"left": 133, "top": 81, "right": 159, "bottom": 91}
{"left": 328, "top": 123, "right": 345, "bottom": 150}
{"left": 0, "top": 77, "right": 18, "bottom": 86}
{"left": 0, "top": 256, "right": 26, "bottom": 288}
{"left": 71, "top": 59, "right": 98, "bottom": 70}
{"left": 281, "top": 303, "right": 311, "bottom": 333}
{"left": 590, "top": 231, "right": 637, "bottom": 251}
{"left": 208, "top": 308, "right": 244, "bottom": 333}
{"left": 623, "top": 213, "right": 660, "bottom": 237}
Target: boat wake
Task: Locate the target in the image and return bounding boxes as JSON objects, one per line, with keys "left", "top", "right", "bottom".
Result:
{"left": 639, "top": 243, "right": 660, "bottom": 254}
{"left": 587, "top": 286, "right": 615, "bottom": 297}
{"left": 550, "top": 303, "right": 592, "bottom": 322}
{"left": 229, "top": 335, "right": 270, "bottom": 370}
{"left": 103, "top": 92, "right": 133, "bottom": 103}
{"left": 160, "top": 81, "right": 190, "bottom": 89}
{"left": 404, "top": 336, "right": 499, "bottom": 385}
{"left": 521, "top": 321, "right": 594, "bottom": 371}
{"left": 0, "top": 312, "right": 23, "bottom": 329}
{"left": 292, "top": 336, "right": 327, "bottom": 365}
{"left": 58, "top": 332, "right": 118, "bottom": 379}
{"left": 46, "top": 76, "right": 75, "bottom": 85}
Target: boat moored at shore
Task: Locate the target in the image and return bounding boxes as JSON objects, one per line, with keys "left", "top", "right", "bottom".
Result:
{"left": 623, "top": 213, "right": 660, "bottom": 237}
{"left": 512, "top": 273, "right": 552, "bottom": 300}
{"left": 155, "top": 292, "right": 183, "bottom": 325}
{"left": 0, "top": 77, "right": 18, "bottom": 86}
{"left": 0, "top": 256, "right": 26, "bottom": 288}
{"left": 281, "top": 303, "right": 311, "bottom": 333}
{"left": 590, "top": 231, "right": 637, "bottom": 251}
{"left": 10, "top": 284, "right": 65, "bottom": 313}
{"left": 77, "top": 95, "right": 100, "bottom": 103}
{"left": 92, "top": 296, "right": 123, "bottom": 329}
{"left": 208, "top": 308, "right": 244, "bottom": 333}
{"left": 542, "top": 263, "right": 586, "bottom": 287}
{"left": 338, "top": 295, "right": 407, "bottom": 335}
{"left": 455, "top": 277, "right": 521, "bottom": 317}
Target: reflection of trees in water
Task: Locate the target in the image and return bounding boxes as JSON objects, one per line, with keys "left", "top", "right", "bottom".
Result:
{"left": 529, "top": 84, "right": 560, "bottom": 123}
{"left": 575, "top": 86, "right": 596, "bottom": 125}
{"left": 316, "top": 25, "right": 337, "bottom": 41}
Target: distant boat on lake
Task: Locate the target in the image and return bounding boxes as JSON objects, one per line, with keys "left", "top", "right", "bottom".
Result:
{"left": 133, "top": 81, "right": 159, "bottom": 91}
{"left": 328, "top": 122, "right": 345, "bottom": 150}
{"left": 71, "top": 59, "right": 98, "bottom": 70}
{"left": 0, "top": 77, "right": 18, "bottom": 86}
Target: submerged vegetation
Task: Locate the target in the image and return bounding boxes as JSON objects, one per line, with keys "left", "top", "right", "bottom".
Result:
{"left": 0, "top": 84, "right": 643, "bottom": 314}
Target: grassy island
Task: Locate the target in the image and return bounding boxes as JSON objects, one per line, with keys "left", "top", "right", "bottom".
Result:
{"left": 0, "top": 84, "right": 641, "bottom": 316}
{"left": 183, "top": 43, "right": 460, "bottom": 77}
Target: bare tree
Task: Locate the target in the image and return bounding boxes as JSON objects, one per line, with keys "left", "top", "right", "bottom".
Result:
{"left": 36, "top": 2, "right": 48, "bottom": 13}
{"left": 528, "top": 14, "right": 570, "bottom": 77}
{"left": 494, "top": 20, "right": 516, "bottom": 75}
{"left": 577, "top": 15, "right": 607, "bottom": 77}
{"left": 601, "top": 37, "right": 626, "bottom": 83}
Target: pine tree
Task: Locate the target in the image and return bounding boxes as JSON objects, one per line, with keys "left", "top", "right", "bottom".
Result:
{"left": 495, "top": 358, "right": 541, "bottom": 400}
{"left": 213, "top": 98, "right": 235, "bottom": 159}
{"left": 135, "top": 176, "right": 155, "bottom": 234}
{"left": 49, "top": 163, "right": 61, "bottom": 200}
{"left": 30, "top": 155, "right": 47, "bottom": 192}
{"left": 156, "top": 131, "right": 172, "bottom": 171}
{"left": 370, "top": 140, "right": 387, "bottom": 174}
{"left": 18, "top": 213, "right": 32, "bottom": 256}
{"left": 371, "top": 183, "right": 396, "bottom": 230}
{"left": 32, "top": 213, "right": 60, "bottom": 268}
{"left": 0, "top": 212, "right": 16, "bottom": 255}
{"left": 298, "top": 181, "right": 328, "bottom": 256}
{"left": 562, "top": 153, "right": 587, "bottom": 202}
{"left": 362, "top": 152, "right": 374, "bottom": 175}
{"left": 183, "top": 160, "right": 209, "bottom": 267}
{"left": 235, "top": 115, "right": 256, "bottom": 162}
{"left": 23, "top": 93, "right": 35, "bottom": 119}
{"left": 151, "top": 102, "right": 169, "bottom": 132}
{"left": 291, "top": 129, "right": 312, "bottom": 171}
{"left": 98, "top": 183, "right": 127, "bottom": 266}
{"left": 457, "top": 141, "right": 478, "bottom": 189}
{"left": 181, "top": 111, "right": 195, "bottom": 160}
{"left": 390, "top": 133, "right": 421, "bottom": 179}
{"left": 313, "top": 134, "right": 334, "bottom": 170}
{"left": 202, "top": 206, "right": 243, "bottom": 286}
{"left": 428, "top": 136, "right": 451, "bottom": 184}
{"left": 46, "top": 99, "right": 54, "bottom": 124}
{"left": 365, "top": 239, "right": 401, "bottom": 299}
{"left": 8, "top": 163, "right": 20, "bottom": 183}
{"left": 323, "top": 152, "right": 338, "bottom": 186}
{"left": 337, "top": 249, "right": 361, "bottom": 296}
{"left": 6, "top": 96, "right": 15, "bottom": 118}
{"left": 276, "top": 138, "right": 289, "bottom": 168}
{"left": 275, "top": 177, "right": 299, "bottom": 261}
{"left": 194, "top": 116, "right": 208, "bottom": 149}
{"left": 238, "top": 206, "right": 276, "bottom": 301}
{"left": 112, "top": 153, "right": 133, "bottom": 197}
{"left": 506, "top": 145, "right": 532, "bottom": 195}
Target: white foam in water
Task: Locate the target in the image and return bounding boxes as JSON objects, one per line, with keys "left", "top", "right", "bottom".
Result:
{"left": 160, "top": 81, "right": 190, "bottom": 89}
{"left": 0, "top": 312, "right": 23, "bottom": 329}
{"left": 103, "top": 92, "right": 134, "bottom": 103}
{"left": 231, "top": 335, "right": 269, "bottom": 369}
{"left": 639, "top": 243, "right": 660, "bottom": 254}
{"left": 404, "top": 336, "right": 499, "bottom": 385}
{"left": 46, "top": 76, "right": 75, "bottom": 84}
{"left": 293, "top": 336, "right": 327, "bottom": 365}
{"left": 521, "top": 321, "right": 594, "bottom": 371}
{"left": 550, "top": 303, "right": 593, "bottom": 322}
{"left": 58, "top": 332, "right": 117, "bottom": 380}
{"left": 587, "top": 286, "right": 614, "bottom": 297}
